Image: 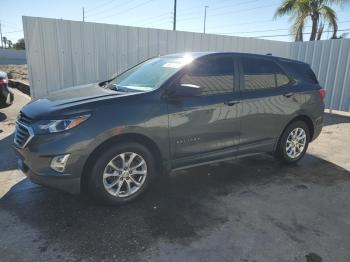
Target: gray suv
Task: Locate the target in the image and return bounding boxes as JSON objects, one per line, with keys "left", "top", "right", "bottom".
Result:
{"left": 14, "top": 52, "right": 325, "bottom": 204}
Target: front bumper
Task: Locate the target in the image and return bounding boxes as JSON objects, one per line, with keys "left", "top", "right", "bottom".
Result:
{"left": 17, "top": 157, "right": 81, "bottom": 194}
{"left": 13, "top": 129, "right": 93, "bottom": 195}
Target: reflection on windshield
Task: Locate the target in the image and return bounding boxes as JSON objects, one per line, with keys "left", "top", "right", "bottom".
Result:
{"left": 106, "top": 56, "right": 193, "bottom": 92}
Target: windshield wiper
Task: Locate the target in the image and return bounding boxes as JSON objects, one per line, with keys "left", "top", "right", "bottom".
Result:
{"left": 106, "top": 84, "right": 134, "bottom": 92}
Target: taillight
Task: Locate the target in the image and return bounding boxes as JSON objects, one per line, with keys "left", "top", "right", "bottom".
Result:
{"left": 319, "top": 88, "right": 326, "bottom": 99}
{"left": 0, "top": 79, "right": 8, "bottom": 84}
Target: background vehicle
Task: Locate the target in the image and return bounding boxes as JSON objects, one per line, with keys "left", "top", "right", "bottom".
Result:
{"left": 0, "top": 71, "right": 14, "bottom": 108}
{"left": 14, "top": 52, "right": 325, "bottom": 204}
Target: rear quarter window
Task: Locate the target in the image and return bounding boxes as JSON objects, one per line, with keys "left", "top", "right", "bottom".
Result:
{"left": 240, "top": 57, "right": 290, "bottom": 91}
{"left": 279, "top": 60, "right": 318, "bottom": 84}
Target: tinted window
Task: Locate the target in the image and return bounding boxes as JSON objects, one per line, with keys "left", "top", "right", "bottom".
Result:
{"left": 279, "top": 61, "right": 318, "bottom": 84}
{"left": 180, "top": 56, "right": 234, "bottom": 96}
{"left": 241, "top": 57, "right": 290, "bottom": 90}
{"left": 242, "top": 57, "right": 276, "bottom": 90}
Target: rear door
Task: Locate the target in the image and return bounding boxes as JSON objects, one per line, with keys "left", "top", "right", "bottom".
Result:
{"left": 166, "top": 54, "right": 241, "bottom": 167}
{"left": 238, "top": 55, "right": 296, "bottom": 152}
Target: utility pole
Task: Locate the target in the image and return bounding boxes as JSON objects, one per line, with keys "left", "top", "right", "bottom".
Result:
{"left": 82, "top": 7, "right": 85, "bottom": 22}
{"left": 203, "top": 6, "right": 209, "bottom": 34}
{"left": 173, "top": 0, "right": 177, "bottom": 31}
{"left": 0, "top": 21, "right": 3, "bottom": 48}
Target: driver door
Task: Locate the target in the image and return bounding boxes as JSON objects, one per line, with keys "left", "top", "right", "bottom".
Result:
{"left": 166, "top": 54, "right": 241, "bottom": 168}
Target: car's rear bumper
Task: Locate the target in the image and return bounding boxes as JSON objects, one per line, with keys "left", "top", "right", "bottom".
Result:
{"left": 311, "top": 115, "right": 323, "bottom": 141}
{"left": 0, "top": 85, "right": 14, "bottom": 106}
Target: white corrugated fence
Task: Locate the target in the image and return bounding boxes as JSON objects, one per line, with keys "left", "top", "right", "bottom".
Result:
{"left": 289, "top": 40, "right": 350, "bottom": 111}
{"left": 23, "top": 16, "right": 350, "bottom": 111}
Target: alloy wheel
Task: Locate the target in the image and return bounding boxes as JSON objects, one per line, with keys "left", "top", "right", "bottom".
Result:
{"left": 102, "top": 152, "right": 147, "bottom": 197}
{"left": 285, "top": 127, "right": 307, "bottom": 159}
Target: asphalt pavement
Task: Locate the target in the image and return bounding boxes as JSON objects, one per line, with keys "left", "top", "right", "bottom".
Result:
{"left": 1, "top": 89, "right": 350, "bottom": 262}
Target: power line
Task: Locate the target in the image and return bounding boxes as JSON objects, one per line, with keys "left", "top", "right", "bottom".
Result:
{"left": 209, "top": 3, "right": 279, "bottom": 17}
{"left": 86, "top": 0, "right": 139, "bottom": 18}
{"left": 252, "top": 28, "right": 350, "bottom": 38}
{"left": 176, "top": 3, "right": 279, "bottom": 22}
{"left": 147, "top": 21, "right": 172, "bottom": 28}
{"left": 92, "top": 0, "right": 156, "bottom": 21}
{"left": 133, "top": 12, "right": 171, "bottom": 24}
{"left": 215, "top": 21, "right": 350, "bottom": 35}
{"left": 145, "top": 17, "right": 173, "bottom": 27}
{"left": 2, "top": 30, "right": 23, "bottom": 34}
{"left": 208, "top": 19, "right": 275, "bottom": 30}
{"left": 208, "top": 0, "right": 258, "bottom": 12}
{"left": 1, "top": 21, "right": 21, "bottom": 31}
{"left": 176, "top": 0, "right": 258, "bottom": 16}
{"left": 134, "top": 14, "right": 172, "bottom": 28}
{"left": 209, "top": 19, "right": 350, "bottom": 31}
{"left": 85, "top": 0, "right": 118, "bottom": 12}
{"left": 219, "top": 28, "right": 292, "bottom": 35}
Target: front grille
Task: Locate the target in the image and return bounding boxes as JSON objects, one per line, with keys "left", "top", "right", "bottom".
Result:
{"left": 18, "top": 112, "right": 33, "bottom": 125}
{"left": 14, "top": 121, "right": 34, "bottom": 148}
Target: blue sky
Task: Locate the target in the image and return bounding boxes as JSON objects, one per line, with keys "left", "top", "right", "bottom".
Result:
{"left": 1, "top": 0, "right": 349, "bottom": 43}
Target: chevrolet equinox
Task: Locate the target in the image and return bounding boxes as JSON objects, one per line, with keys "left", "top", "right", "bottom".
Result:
{"left": 14, "top": 52, "right": 325, "bottom": 204}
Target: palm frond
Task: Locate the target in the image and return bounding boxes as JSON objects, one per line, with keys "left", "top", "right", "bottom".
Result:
{"left": 290, "top": 11, "right": 308, "bottom": 41}
{"left": 319, "top": 5, "right": 338, "bottom": 37}
{"left": 274, "top": 0, "right": 299, "bottom": 19}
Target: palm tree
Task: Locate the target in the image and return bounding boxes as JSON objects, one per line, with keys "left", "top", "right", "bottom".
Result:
{"left": 2, "top": 37, "right": 7, "bottom": 48}
{"left": 274, "top": 0, "right": 348, "bottom": 41}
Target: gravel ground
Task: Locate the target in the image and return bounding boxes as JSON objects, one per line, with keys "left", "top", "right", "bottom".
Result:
{"left": 0, "top": 91, "right": 350, "bottom": 262}
{"left": 0, "top": 64, "right": 29, "bottom": 85}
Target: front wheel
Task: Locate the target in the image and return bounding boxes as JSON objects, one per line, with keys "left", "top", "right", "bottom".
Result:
{"left": 87, "top": 142, "right": 156, "bottom": 205}
{"left": 275, "top": 121, "right": 310, "bottom": 163}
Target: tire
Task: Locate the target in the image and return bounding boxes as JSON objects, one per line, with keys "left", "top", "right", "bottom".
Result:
{"left": 87, "top": 142, "right": 156, "bottom": 205}
{"left": 275, "top": 120, "right": 310, "bottom": 164}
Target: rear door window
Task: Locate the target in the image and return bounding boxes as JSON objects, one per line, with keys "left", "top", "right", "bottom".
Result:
{"left": 279, "top": 61, "right": 318, "bottom": 84}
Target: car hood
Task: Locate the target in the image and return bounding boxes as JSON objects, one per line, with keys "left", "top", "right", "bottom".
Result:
{"left": 21, "top": 83, "right": 136, "bottom": 119}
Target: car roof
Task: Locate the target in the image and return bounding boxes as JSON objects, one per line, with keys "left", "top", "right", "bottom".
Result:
{"left": 162, "top": 51, "right": 307, "bottom": 66}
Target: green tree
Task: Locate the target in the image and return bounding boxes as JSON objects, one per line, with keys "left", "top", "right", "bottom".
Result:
{"left": 274, "top": 0, "right": 349, "bottom": 41}
{"left": 13, "top": 38, "right": 25, "bottom": 50}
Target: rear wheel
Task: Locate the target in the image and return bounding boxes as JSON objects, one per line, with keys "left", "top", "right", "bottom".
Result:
{"left": 276, "top": 120, "right": 310, "bottom": 163}
{"left": 88, "top": 142, "right": 155, "bottom": 205}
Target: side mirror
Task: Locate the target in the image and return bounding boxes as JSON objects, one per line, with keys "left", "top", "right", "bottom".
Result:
{"left": 170, "top": 84, "right": 202, "bottom": 97}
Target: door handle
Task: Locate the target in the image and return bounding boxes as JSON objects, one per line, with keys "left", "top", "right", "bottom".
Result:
{"left": 283, "top": 92, "right": 294, "bottom": 98}
{"left": 224, "top": 100, "right": 240, "bottom": 106}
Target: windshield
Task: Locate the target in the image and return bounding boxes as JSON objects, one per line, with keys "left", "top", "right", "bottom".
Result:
{"left": 106, "top": 56, "right": 193, "bottom": 92}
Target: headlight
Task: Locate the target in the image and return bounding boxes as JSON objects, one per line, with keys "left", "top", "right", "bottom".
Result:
{"left": 38, "top": 114, "right": 90, "bottom": 133}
